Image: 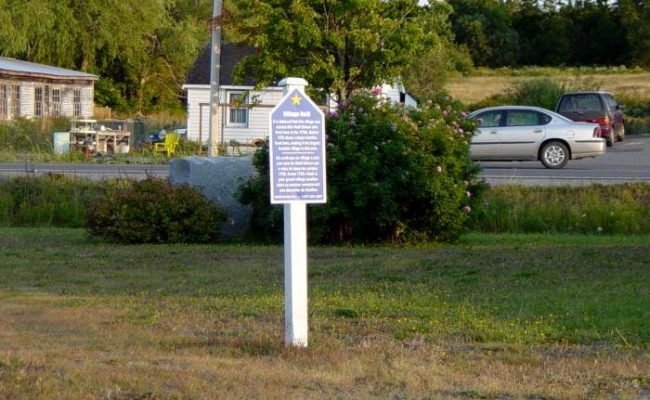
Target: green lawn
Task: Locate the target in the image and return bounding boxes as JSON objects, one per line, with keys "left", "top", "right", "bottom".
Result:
{"left": 0, "top": 228, "right": 648, "bottom": 399}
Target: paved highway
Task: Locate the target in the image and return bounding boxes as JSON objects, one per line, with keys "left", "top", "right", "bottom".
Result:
{"left": 0, "top": 162, "right": 168, "bottom": 181}
{"left": 478, "top": 134, "right": 650, "bottom": 186}
{"left": 0, "top": 135, "right": 648, "bottom": 185}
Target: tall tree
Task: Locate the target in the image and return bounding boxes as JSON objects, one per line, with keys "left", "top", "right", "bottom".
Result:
{"left": 448, "top": 0, "right": 519, "bottom": 67}
{"left": 223, "top": 0, "right": 454, "bottom": 101}
{"left": 0, "top": 0, "right": 212, "bottom": 112}
{"left": 619, "top": 0, "right": 650, "bottom": 66}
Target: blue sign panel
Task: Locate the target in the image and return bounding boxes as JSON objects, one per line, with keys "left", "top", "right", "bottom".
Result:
{"left": 269, "top": 89, "right": 327, "bottom": 204}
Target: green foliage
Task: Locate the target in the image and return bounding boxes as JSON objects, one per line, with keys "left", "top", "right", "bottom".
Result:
{"left": 619, "top": 0, "right": 650, "bottom": 67}
{"left": 470, "top": 184, "right": 650, "bottom": 235}
{"left": 449, "top": 0, "right": 636, "bottom": 68}
{"left": 86, "top": 178, "right": 226, "bottom": 244}
{"left": 0, "top": 118, "right": 70, "bottom": 153}
{"left": 238, "top": 93, "right": 484, "bottom": 244}
{"left": 402, "top": 44, "right": 474, "bottom": 100}
{"left": 0, "top": 175, "right": 100, "bottom": 227}
{"left": 469, "top": 76, "right": 602, "bottom": 110}
{"left": 617, "top": 95, "right": 650, "bottom": 118}
{"left": 224, "top": 0, "right": 456, "bottom": 101}
{"left": 0, "top": 0, "right": 212, "bottom": 113}
{"left": 448, "top": 0, "right": 519, "bottom": 67}
{"left": 624, "top": 117, "right": 650, "bottom": 136}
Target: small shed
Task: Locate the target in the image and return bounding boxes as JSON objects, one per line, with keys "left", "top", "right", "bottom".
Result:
{"left": 0, "top": 57, "right": 97, "bottom": 120}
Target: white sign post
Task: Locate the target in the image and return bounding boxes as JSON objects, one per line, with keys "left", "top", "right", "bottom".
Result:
{"left": 269, "top": 77, "right": 327, "bottom": 347}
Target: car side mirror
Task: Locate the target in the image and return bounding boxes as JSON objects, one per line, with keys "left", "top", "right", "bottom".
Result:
{"left": 617, "top": 104, "right": 624, "bottom": 110}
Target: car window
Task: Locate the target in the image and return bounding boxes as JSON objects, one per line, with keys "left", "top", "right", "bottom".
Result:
{"left": 604, "top": 94, "right": 618, "bottom": 109}
{"left": 506, "top": 110, "right": 541, "bottom": 126}
{"left": 474, "top": 111, "right": 502, "bottom": 128}
{"left": 539, "top": 112, "right": 552, "bottom": 125}
{"left": 558, "top": 94, "right": 603, "bottom": 112}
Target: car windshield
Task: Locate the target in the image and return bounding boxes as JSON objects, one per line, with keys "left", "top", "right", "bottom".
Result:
{"left": 558, "top": 94, "right": 603, "bottom": 113}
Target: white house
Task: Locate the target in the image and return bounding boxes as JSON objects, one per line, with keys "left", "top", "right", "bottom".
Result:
{"left": 183, "top": 44, "right": 284, "bottom": 146}
{"left": 0, "top": 57, "right": 97, "bottom": 120}
{"left": 183, "top": 43, "right": 416, "bottom": 145}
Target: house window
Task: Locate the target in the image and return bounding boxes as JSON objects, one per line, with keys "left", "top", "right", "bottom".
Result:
{"left": 227, "top": 92, "right": 248, "bottom": 127}
{"left": 11, "top": 85, "right": 20, "bottom": 118}
{"left": 73, "top": 89, "right": 82, "bottom": 117}
{"left": 34, "top": 87, "right": 43, "bottom": 117}
{"left": 0, "top": 84, "right": 7, "bottom": 120}
{"left": 51, "top": 89, "right": 61, "bottom": 117}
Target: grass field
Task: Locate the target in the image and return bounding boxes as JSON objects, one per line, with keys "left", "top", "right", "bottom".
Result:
{"left": 447, "top": 72, "right": 650, "bottom": 105}
{"left": 0, "top": 228, "right": 648, "bottom": 399}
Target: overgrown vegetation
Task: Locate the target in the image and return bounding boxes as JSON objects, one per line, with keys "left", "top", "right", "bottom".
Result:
{"left": 2, "top": 176, "right": 649, "bottom": 238}
{"left": 465, "top": 76, "right": 650, "bottom": 134}
{"left": 85, "top": 178, "right": 226, "bottom": 244}
{"left": 471, "top": 184, "right": 650, "bottom": 235}
{"left": 0, "top": 116, "right": 202, "bottom": 163}
{"left": 0, "top": 175, "right": 100, "bottom": 227}
{"left": 238, "top": 93, "right": 484, "bottom": 244}
{"left": 469, "top": 76, "right": 601, "bottom": 111}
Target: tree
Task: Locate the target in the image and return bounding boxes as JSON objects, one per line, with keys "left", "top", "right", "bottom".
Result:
{"left": 448, "top": 0, "right": 519, "bottom": 67}
{"left": 0, "top": 0, "right": 212, "bottom": 112}
{"left": 619, "top": 0, "right": 650, "bottom": 66}
{"left": 223, "top": 0, "right": 455, "bottom": 101}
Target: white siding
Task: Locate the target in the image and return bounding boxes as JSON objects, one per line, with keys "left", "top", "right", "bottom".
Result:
{"left": 184, "top": 85, "right": 284, "bottom": 145}
{"left": 185, "top": 86, "right": 210, "bottom": 143}
{"left": 6, "top": 82, "right": 92, "bottom": 118}
{"left": 81, "top": 86, "right": 93, "bottom": 117}
{"left": 20, "top": 84, "right": 34, "bottom": 118}
{"left": 61, "top": 86, "right": 74, "bottom": 116}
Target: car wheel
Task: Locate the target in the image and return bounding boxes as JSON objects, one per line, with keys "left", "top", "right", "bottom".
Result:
{"left": 606, "top": 129, "right": 614, "bottom": 147}
{"left": 540, "top": 141, "right": 569, "bottom": 169}
{"left": 616, "top": 124, "right": 625, "bottom": 142}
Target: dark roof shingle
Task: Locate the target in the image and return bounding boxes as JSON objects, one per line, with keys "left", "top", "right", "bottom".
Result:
{"left": 185, "top": 43, "right": 256, "bottom": 86}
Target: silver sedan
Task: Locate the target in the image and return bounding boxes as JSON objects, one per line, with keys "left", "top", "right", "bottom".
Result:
{"left": 468, "top": 106, "right": 606, "bottom": 169}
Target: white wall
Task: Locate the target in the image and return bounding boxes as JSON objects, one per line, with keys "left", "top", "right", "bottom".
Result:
{"left": 8, "top": 81, "right": 94, "bottom": 119}
{"left": 184, "top": 85, "right": 284, "bottom": 145}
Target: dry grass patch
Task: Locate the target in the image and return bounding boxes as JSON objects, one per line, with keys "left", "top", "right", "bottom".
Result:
{"left": 447, "top": 72, "right": 650, "bottom": 105}
{"left": 0, "top": 292, "right": 648, "bottom": 399}
{"left": 0, "top": 229, "right": 648, "bottom": 399}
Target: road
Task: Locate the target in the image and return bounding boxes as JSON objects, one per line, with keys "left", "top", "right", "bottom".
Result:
{"left": 478, "top": 134, "right": 650, "bottom": 186}
{"left": 0, "top": 162, "right": 168, "bottom": 181}
{"left": 0, "top": 135, "right": 649, "bottom": 185}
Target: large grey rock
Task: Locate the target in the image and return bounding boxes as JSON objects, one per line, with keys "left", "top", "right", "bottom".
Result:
{"left": 169, "top": 156, "right": 256, "bottom": 238}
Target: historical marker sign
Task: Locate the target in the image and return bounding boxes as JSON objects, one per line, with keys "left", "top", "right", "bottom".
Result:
{"left": 269, "top": 89, "right": 327, "bottom": 204}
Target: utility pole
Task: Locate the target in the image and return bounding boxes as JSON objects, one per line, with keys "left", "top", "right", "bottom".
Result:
{"left": 208, "top": 0, "right": 222, "bottom": 156}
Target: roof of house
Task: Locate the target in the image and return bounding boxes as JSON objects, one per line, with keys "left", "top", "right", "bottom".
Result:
{"left": 185, "top": 42, "right": 257, "bottom": 86}
{"left": 0, "top": 57, "right": 98, "bottom": 81}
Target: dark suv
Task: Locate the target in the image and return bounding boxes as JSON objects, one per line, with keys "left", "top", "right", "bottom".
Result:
{"left": 555, "top": 91, "right": 624, "bottom": 147}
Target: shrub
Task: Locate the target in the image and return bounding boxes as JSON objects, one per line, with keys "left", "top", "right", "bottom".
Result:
{"left": 237, "top": 93, "right": 485, "bottom": 244}
{"left": 86, "top": 178, "right": 226, "bottom": 243}
{"left": 0, "top": 174, "right": 100, "bottom": 227}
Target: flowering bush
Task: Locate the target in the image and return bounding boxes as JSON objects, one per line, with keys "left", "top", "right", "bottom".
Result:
{"left": 237, "top": 93, "right": 484, "bottom": 243}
